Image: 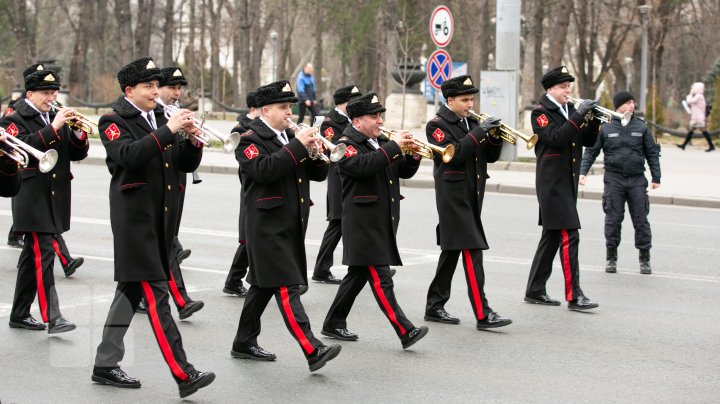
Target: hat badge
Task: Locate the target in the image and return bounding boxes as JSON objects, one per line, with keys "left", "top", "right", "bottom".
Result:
{"left": 561, "top": 66, "right": 568, "bottom": 73}
{"left": 173, "top": 69, "right": 183, "bottom": 77}
{"left": 44, "top": 74, "right": 56, "bottom": 82}
{"left": 36, "top": 65, "right": 44, "bottom": 71}
{"left": 351, "top": 86, "right": 359, "bottom": 93}
{"left": 463, "top": 77, "right": 472, "bottom": 86}
{"left": 146, "top": 60, "right": 156, "bottom": 69}
{"left": 282, "top": 83, "right": 292, "bottom": 92}
{"left": 371, "top": 95, "right": 379, "bottom": 103}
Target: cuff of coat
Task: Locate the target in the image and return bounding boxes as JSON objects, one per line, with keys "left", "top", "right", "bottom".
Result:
{"left": 283, "top": 138, "right": 310, "bottom": 166}
{"left": 380, "top": 141, "right": 403, "bottom": 164}
{"left": 38, "top": 125, "right": 61, "bottom": 148}
{"left": 151, "top": 126, "right": 176, "bottom": 151}
{"left": 184, "top": 139, "right": 204, "bottom": 155}
{"left": 568, "top": 113, "right": 585, "bottom": 131}
{"left": 68, "top": 130, "right": 88, "bottom": 147}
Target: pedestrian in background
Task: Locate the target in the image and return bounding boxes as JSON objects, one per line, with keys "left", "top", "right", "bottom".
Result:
{"left": 677, "top": 82, "right": 715, "bottom": 152}
{"left": 296, "top": 63, "right": 319, "bottom": 126}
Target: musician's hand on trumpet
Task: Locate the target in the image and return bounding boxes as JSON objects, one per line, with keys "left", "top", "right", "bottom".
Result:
{"left": 575, "top": 99, "right": 598, "bottom": 118}
{"left": 166, "top": 108, "right": 196, "bottom": 134}
{"left": 294, "top": 125, "right": 322, "bottom": 149}
{"left": 50, "top": 106, "right": 77, "bottom": 132}
{"left": 388, "top": 130, "right": 420, "bottom": 156}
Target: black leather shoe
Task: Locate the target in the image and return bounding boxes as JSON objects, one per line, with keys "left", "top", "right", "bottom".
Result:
{"left": 92, "top": 367, "right": 141, "bottom": 388}
{"left": 476, "top": 312, "right": 512, "bottom": 329}
{"left": 524, "top": 294, "right": 561, "bottom": 306}
{"left": 48, "top": 316, "right": 76, "bottom": 334}
{"left": 568, "top": 295, "right": 599, "bottom": 311}
{"left": 223, "top": 284, "right": 248, "bottom": 297}
{"left": 308, "top": 344, "right": 342, "bottom": 372}
{"left": 176, "top": 249, "right": 192, "bottom": 264}
{"left": 9, "top": 316, "right": 46, "bottom": 330}
{"left": 178, "top": 300, "right": 204, "bottom": 320}
{"left": 178, "top": 370, "right": 215, "bottom": 398}
{"left": 424, "top": 308, "right": 460, "bottom": 324}
{"left": 63, "top": 257, "right": 84, "bottom": 277}
{"left": 321, "top": 327, "right": 358, "bottom": 341}
{"left": 230, "top": 345, "right": 277, "bottom": 361}
{"left": 136, "top": 298, "right": 148, "bottom": 314}
{"left": 299, "top": 284, "right": 309, "bottom": 295}
{"left": 311, "top": 273, "right": 342, "bottom": 284}
{"left": 389, "top": 269, "right": 397, "bottom": 277}
{"left": 401, "top": 326, "right": 429, "bottom": 349}
{"left": 7, "top": 237, "right": 23, "bottom": 248}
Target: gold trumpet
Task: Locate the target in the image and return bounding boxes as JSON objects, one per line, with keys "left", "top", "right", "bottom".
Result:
{"left": 378, "top": 127, "right": 455, "bottom": 163}
{"left": 466, "top": 110, "right": 537, "bottom": 149}
{"left": 0, "top": 127, "right": 59, "bottom": 173}
{"left": 50, "top": 101, "right": 98, "bottom": 135}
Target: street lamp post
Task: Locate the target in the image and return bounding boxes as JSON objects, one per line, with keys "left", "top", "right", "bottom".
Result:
{"left": 638, "top": 5, "right": 651, "bottom": 114}
{"left": 270, "top": 31, "right": 278, "bottom": 82}
{"left": 625, "top": 57, "right": 633, "bottom": 91}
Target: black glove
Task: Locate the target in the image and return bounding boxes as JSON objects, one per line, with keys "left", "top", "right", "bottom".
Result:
{"left": 478, "top": 116, "right": 502, "bottom": 133}
{"left": 575, "top": 100, "right": 597, "bottom": 116}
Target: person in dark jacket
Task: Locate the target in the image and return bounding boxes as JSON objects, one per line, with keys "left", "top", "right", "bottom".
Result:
{"left": 311, "top": 85, "right": 362, "bottom": 284}
{"left": 92, "top": 57, "right": 215, "bottom": 398}
{"left": 295, "top": 64, "right": 319, "bottom": 125}
{"left": 423, "top": 75, "right": 512, "bottom": 329}
{"left": 230, "top": 80, "right": 341, "bottom": 373}
{"left": 2, "top": 69, "right": 88, "bottom": 333}
{"left": 0, "top": 129, "right": 21, "bottom": 197}
{"left": 224, "top": 91, "right": 260, "bottom": 297}
{"left": 524, "top": 66, "right": 600, "bottom": 311}
{"left": 579, "top": 90, "right": 661, "bottom": 275}
{"left": 321, "top": 92, "right": 429, "bottom": 349}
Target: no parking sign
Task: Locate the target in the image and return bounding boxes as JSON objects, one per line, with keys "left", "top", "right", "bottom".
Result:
{"left": 426, "top": 49, "right": 452, "bottom": 90}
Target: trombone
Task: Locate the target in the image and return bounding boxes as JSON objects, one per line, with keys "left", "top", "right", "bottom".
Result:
{"left": 567, "top": 96, "right": 632, "bottom": 127}
{"left": 155, "top": 98, "right": 241, "bottom": 153}
{"left": 286, "top": 118, "right": 348, "bottom": 162}
{"left": 378, "top": 127, "right": 455, "bottom": 163}
{"left": 466, "top": 110, "right": 538, "bottom": 149}
{"left": 50, "top": 101, "right": 98, "bottom": 135}
{"left": 0, "top": 127, "right": 59, "bottom": 173}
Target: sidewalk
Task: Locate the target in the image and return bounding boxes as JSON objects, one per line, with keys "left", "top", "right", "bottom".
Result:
{"left": 79, "top": 121, "right": 720, "bottom": 209}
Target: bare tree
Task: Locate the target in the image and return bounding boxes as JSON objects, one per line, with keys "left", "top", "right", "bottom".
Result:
{"left": 135, "top": 0, "right": 155, "bottom": 58}
{"left": 115, "top": 0, "right": 133, "bottom": 61}
{"left": 4, "top": 1, "right": 33, "bottom": 85}
{"left": 163, "top": 0, "right": 176, "bottom": 65}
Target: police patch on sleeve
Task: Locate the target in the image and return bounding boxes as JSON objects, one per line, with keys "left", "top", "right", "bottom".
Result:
{"left": 432, "top": 128, "right": 445, "bottom": 142}
{"left": 104, "top": 123, "right": 121, "bottom": 141}
{"left": 536, "top": 114, "right": 549, "bottom": 128}
{"left": 344, "top": 145, "right": 357, "bottom": 158}
{"left": 6, "top": 123, "right": 18, "bottom": 137}
{"left": 324, "top": 127, "right": 334, "bottom": 140}
{"left": 244, "top": 144, "right": 259, "bottom": 160}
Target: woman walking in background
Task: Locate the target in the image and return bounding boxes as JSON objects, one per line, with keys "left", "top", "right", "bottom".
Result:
{"left": 677, "top": 82, "right": 715, "bottom": 152}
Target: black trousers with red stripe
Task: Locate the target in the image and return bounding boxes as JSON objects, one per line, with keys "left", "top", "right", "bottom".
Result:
{"left": 313, "top": 219, "right": 342, "bottom": 278}
{"left": 16, "top": 233, "right": 72, "bottom": 271}
{"left": 324, "top": 265, "right": 415, "bottom": 338}
{"left": 167, "top": 238, "right": 190, "bottom": 309}
{"left": 225, "top": 242, "right": 248, "bottom": 288}
{"left": 526, "top": 228, "right": 584, "bottom": 301}
{"left": 11, "top": 232, "right": 62, "bottom": 322}
{"left": 94, "top": 280, "right": 195, "bottom": 382}
{"left": 426, "top": 249, "right": 491, "bottom": 320}
{"left": 233, "top": 284, "right": 322, "bottom": 358}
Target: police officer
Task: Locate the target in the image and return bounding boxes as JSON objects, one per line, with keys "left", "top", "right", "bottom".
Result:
{"left": 579, "top": 91, "right": 661, "bottom": 275}
{"left": 423, "top": 75, "right": 512, "bottom": 329}
{"left": 230, "top": 80, "right": 341, "bottom": 372}
{"left": 92, "top": 57, "right": 215, "bottom": 398}
{"left": 321, "top": 92, "right": 429, "bottom": 349}
{"left": 312, "top": 85, "right": 362, "bottom": 284}
{"left": 525, "top": 66, "right": 600, "bottom": 311}
{"left": 3, "top": 69, "right": 88, "bottom": 333}
{"left": 223, "top": 91, "right": 259, "bottom": 297}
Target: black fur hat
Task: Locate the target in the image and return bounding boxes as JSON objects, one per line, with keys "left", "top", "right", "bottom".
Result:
{"left": 254, "top": 80, "right": 298, "bottom": 107}
{"left": 246, "top": 91, "right": 258, "bottom": 108}
{"left": 347, "top": 92, "right": 386, "bottom": 119}
{"left": 333, "top": 85, "right": 362, "bottom": 105}
{"left": 117, "top": 57, "right": 164, "bottom": 92}
{"left": 25, "top": 70, "right": 61, "bottom": 92}
{"left": 159, "top": 67, "right": 188, "bottom": 87}
{"left": 23, "top": 63, "right": 45, "bottom": 79}
{"left": 541, "top": 66, "right": 575, "bottom": 90}
{"left": 441, "top": 75, "right": 479, "bottom": 99}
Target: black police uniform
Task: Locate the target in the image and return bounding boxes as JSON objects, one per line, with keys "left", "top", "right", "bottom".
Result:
{"left": 580, "top": 115, "right": 660, "bottom": 251}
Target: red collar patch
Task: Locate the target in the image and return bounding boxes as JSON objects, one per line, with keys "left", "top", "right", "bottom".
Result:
{"left": 536, "top": 114, "right": 549, "bottom": 128}
{"left": 324, "top": 127, "right": 334, "bottom": 140}
{"left": 344, "top": 145, "right": 357, "bottom": 158}
{"left": 5, "top": 123, "right": 18, "bottom": 137}
{"left": 432, "top": 128, "right": 445, "bottom": 142}
{"left": 104, "top": 123, "right": 121, "bottom": 141}
{"left": 244, "top": 144, "right": 259, "bottom": 160}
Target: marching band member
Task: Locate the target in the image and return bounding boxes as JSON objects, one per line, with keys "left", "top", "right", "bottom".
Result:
{"left": 0, "top": 129, "right": 21, "bottom": 197}
{"left": 423, "top": 75, "right": 512, "bottom": 329}
{"left": 312, "top": 85, "right": 363, "bottom": 285}
{"left": 2, "top": 69, "right": 88, "bottom": 333}
{"left": 525, "top": 66, "right": 600, "bottom": 311}
{"left": 230, "top": 80, "right": 341, "bottom": 372}
{"left": 92, "top": 57, "right": 215, "bottom": 398}
{"left": 321, "top": 92, "right": 429, "bottom": 349}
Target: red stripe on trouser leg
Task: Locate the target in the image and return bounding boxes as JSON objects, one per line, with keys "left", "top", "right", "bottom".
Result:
{"left": 279, "top": 287, "right": 314, "bottom": 355}
{"left": 463, "top": 249, "right": 485, "bottom": 320}
{"left": 141, "top": 281, "right": 188, "bottom": 381}
{"left": 52, "top": 239, "right": 68, "bottom": 266}
{"left": 168, "top": 271, "right": 187, "bottom": 307}
{"left": 32, "top": 233, "right": 49, "bottom": 322}
{"left": 560, "top": 230, "right": 573, "bottom": 301}
{"left": 368, "top": 266, "right": 407, "bottom": 335}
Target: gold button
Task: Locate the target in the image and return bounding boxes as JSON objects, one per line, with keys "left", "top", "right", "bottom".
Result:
{"left": 298, "top": 178, "right": 302, "bottom": 183}
{"left": 391, "top": 198, "right": 395, "bottom": 203}
{"left": 477, "top": 191, "right": 480, "bottom": 195}
{"left": 300, "top": 198, "right": 304, "bottom": 203}
{"left": 572, "top": 158, "right": 576, "bottom": 163}
{"left": 52, "top": 173, "right": 56, "bottom": 178}
{"left": 572, "top": 143, "right": 576, "bottom": 147}
{"left": 165, "top": 163, "right": 169, "bottom": 168}
{"left": 391, "top": 216, "right": 395, "bottom": 221}
{"left": 475, "top": 157, "right": 478, "bottom": 161}
{"left": 51, "top": 191, "right": 55, "bottom": 196}
{"left": 167, "top": 185, "right": 172, "bottom": 190}
{"left": 389, "top": 180, "right": 393, "bottom": 185}
{"left": 165, "top": 206, "right": 168, "bottom": 211}
{"left": 477, "top": 175, "right": 480, "bottom": 179}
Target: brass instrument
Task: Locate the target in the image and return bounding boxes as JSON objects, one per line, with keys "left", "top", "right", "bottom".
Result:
{"left": 156, "top": 98, "right": 241, "bottom": 153}
{"left": 0, "top": 127, "right": 59, "bottom": 173}
{"left": 50, "top": 101, "right": 99, "bottom": 135}
{"left": 466, "top": 110, "right": 538, "bottom": 149}
{"left": 567, "top": 96, "right": 632, "bottom": 127}
{"left": 287, "top": 118, "right": 348, "bottom": 162}
{"left": 378, "top": 127, "right": 455, "bottom": 163}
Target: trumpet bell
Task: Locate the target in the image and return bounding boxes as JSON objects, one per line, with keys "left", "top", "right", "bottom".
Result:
{"left": 329, "top": 143, "right": 347, "bottom": 162}
{"left": 39, "top": 149, "right": 59, "bottom": 173}
{"left": 224, "top": 132, "right": 241, "bottom": 153}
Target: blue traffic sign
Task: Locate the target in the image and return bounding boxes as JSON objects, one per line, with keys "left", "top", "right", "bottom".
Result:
{"left": 427, "top": 49, "right": 452, "bottom": 90}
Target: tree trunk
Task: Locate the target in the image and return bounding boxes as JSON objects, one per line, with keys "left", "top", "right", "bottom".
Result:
{"left": 208, "top": 0, "right": 225, "bottom": 100}
{"left": 93, "top": 0, "right": 109, "bottom": 73}
{"left": 479, "top": 0, "right": 492, "bottom": 70}
{"left": 69, "top": 2, "right": 96, "bottom": 97}
{"left": 312, "top": 2, "right": 325, "bottom": 107}
{"left": 135, "top": 0, "right": 155, "bottom": 58}
{"left": 115, "top": 0, "right": 134, "bottom": 61}
{"left": 532, "top": 0, "right": 545, "bottom": 98}
{"left": 237, "top": 0, "right": 253, "bottom": 102}
{"left": 11, "top": 1, "right": 32, "bottom": 86}
{"left": 163, "top": 0, "right": 176, "bottom": 65}
{"left": 547, "top": 1, "right": 571, "bottom": 68}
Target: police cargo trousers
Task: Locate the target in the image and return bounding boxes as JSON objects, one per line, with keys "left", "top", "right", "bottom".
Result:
{"left": 603, "top": 172, "right": 652, "bottom": 250}
{"left": 11, "top": 232, "right": 63, "bottom": 323}
{"left": 526, "top": 229, "right": 584, "bottom": 302}
{"left": 426, "top": 249, "right": 492, "bottom": 320}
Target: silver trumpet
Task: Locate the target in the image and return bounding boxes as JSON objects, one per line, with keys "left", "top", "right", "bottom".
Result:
{"left": 567, "top": 96, "right": 632, "bottom": 127}
{"left": 0, "top": 127, "right": 59, "bottom": 173}
{"left": 286, "top": 118, "right": 348, "bottom": 162}
{"left": 155, "top": 98, "right": 241, "bottom": 153}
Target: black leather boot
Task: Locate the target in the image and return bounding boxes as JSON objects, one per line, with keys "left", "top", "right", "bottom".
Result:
{"left": 702, "top": 131, "right": 715, "bottom": 152}
{"left": 639, "top": 249, "right": 651, "bottom": 275}
{"left": 606, "top": 247, "right": 617, "bottom": 273}
{"left": 677, "top": 131, "right": 693, "bottom": 150}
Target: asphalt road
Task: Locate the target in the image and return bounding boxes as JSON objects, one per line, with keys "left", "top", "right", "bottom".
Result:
{"left": 0, "top": 163, "right": 718, "bottom": 403}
